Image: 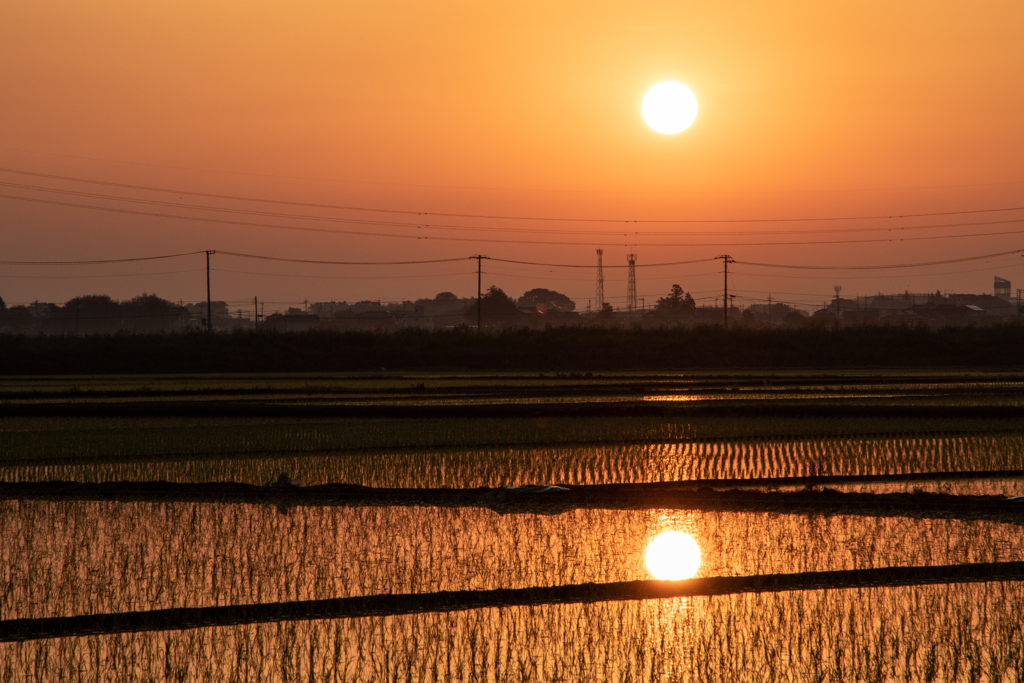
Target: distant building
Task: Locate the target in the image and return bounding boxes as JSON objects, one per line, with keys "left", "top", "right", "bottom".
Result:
{"left": 995, "top": 277, "right": 1012, "bottom": 301}
{"left": 904, "top": 303, "right": 984, "bottom": 328}
{"left": 946, "top": 293, "right": 1015, "bottom": 318}
{"left": 398, "top": 298, "right": 473, "bottom": 329}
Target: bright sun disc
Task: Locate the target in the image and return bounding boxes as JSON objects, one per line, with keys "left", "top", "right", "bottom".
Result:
{"left": 645, "top": 531, "right": 701, "bottom": 580}
{"left": 641, "top": 81, "right": 698, "bottom": 134}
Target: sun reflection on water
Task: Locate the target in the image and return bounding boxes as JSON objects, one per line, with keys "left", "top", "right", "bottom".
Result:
{"left": 645, "top": 530, "right": 701, "bottom": 581}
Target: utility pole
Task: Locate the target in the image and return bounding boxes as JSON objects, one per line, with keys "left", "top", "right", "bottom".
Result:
{"left": 716, "top": 255, "right": 733, "bottom": 326}
{"left": 768, "top": 294, "right": 772, "bottom": 323}
{"left": 254, "top": 296, "right": 259, "bottom": 331}
{"left": 205, "top": 250, "right": 215, "bottom": 333}
{"left": 473, "top": 255, "right": 489, "bottom": 332}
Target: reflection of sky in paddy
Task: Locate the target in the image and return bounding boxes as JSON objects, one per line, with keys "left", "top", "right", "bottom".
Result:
{"left": 643, "top": 392, "right": 904, "bottom": 401}
{"left": 4, "top": 501, "right": 1021, "bottom": 622}
{"left": 643, "top": 517, "right": 705, "bottom": 625}
{"left": 646, "top": 530, "right": 701, "bottom": 581}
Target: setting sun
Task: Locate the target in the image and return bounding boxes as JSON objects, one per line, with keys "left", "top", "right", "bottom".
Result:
{"left": 641, "top": 81, "right": 698, "bottom": 134}
{"left": 645, "top": 531, "right": 701, "bottom": 580}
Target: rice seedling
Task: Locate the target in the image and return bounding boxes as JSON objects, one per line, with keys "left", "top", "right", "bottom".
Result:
{"left": 3, "top": 498, "right": 1022, "bottom": 621}
{"left": 4, "top": 582, "right": 1024, "bottom": 682}
{"left": 6, "top": 431, "right": 1024, "bottom": 494}
{"left": 4, "top": 372, "right": 1024, "bottom": 679}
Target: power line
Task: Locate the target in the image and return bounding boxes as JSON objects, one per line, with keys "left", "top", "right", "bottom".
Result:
{"left": 731, "top": 262, "right": 1023, "bottom": 280}
{"left": 0, "top": 269, "right": 204, "bottom": 279}
{"left": 217, "top": 251, "right": 467, "bottom": 266}
{"left": 3, "top": 165, "right": 1024, "bottom": 224}
{"left": 9, "top": 180, "right": 1024, "bottom": 238}
{"left": 482, "top": 268, "right": 723, "bottom": 283}
{"left": 3, "top": 248, "right": 1023, "bottom": 273}
{"left": 213, "top": 268, "right": 475, "bottom": 280}
{"left": 489, "top": 257, "right": 715, "bottom": 269}
{"left": 729, "top": 287, "right": 852, "bottom": 300}
{"left": 6, "top": 191, "right": 1024, "bottom": 248}
{"left": 0, "top": 251, "right": 206, "bottom": 266}
{"left": 735, "top": 248, "right": 1024, "bottom": 271}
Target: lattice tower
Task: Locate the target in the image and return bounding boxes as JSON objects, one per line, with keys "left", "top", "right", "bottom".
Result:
{"left": 595, "top": 249, "right": 604, "bottom": 311}
{"left": 626, "top": 253, "right": 637, "bottom": 314}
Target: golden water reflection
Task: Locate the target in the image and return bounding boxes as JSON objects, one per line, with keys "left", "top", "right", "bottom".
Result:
{"left": 645, "top": 530, "right": 701, "bottom": 580}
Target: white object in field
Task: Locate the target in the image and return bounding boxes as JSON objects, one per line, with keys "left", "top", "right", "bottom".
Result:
{"left": 499, "top": 485, "right": 570, "bottom": 494}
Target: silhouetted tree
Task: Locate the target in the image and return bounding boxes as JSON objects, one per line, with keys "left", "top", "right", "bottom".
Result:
{"left": 186, "top": 301, "right": 229, "bottom": 321}
{"left": 121, "top": 294, "right": 183, "bottom": 332}
{"left": 351, "top": 300, "right": 381, "bottom": 314}
{"left": 434, "top": 292, "right": 459, "bottom": 301}
{"left": 64, "top": 295, "right": 120, "bottom": 333}
{"left": 655, "top": 285, "right": 696, "bottom": 315}
{"left": 465, "top": 286, "right": 522, "bottom": 320}
{"left": 0, "top": 296, "right": 5, "bottom": 311}
{"left": 1, "top": 305, "right": 31, "bottom": 321}
{"left": 517, "top": 288, "right": 576, "bottom": 312}
{"left": 596, "top": 302, "right": 615, "bottom": 320}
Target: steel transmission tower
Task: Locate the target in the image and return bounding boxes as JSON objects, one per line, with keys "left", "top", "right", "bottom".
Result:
{"left": 595, "top": 249, "right": 604, "bottom": 312}
{"left": 626, "top": 252, "right": 637, "bottom": 316}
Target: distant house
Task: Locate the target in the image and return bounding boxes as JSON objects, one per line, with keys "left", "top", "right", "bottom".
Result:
{"left": 904, "top": 303, "right": 984, "bottom": 328}
{"left": 946, "top": 294, "right": 1016, "bottom": 318}
{"left": 398, "top": 298, "right": 472, "bottom": 329}
{"left": 845, "top": 291, "right": 1018, "bottom": 326}
{"left": 353, "top": 310, "right": 396, "bottom": 330}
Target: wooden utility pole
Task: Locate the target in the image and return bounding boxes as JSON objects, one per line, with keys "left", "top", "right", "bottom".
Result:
{"left": 205, "top": 250, "right": 216, "bottom": 333}
{"left": 716, "top": 255, "right": 733, "bottom": 326}
{"left": 474, "top": 255, "right": 485, "bottom": 331}
{"left": 254, "top": 296, "right": 259, "bottom": 331}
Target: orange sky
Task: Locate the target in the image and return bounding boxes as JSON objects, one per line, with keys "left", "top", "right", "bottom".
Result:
{"left": 2, "top": 1, "right": 1023, "bottom": 312}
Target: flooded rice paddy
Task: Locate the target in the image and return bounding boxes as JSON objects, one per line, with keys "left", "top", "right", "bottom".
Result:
{"left": 7, "top": 433, "right": 1024, "bottom": 498}
{"left": 2, "top": 372, "right": 1024, "bottom": 681}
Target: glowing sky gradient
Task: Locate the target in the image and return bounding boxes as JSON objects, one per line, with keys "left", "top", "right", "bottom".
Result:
{"left": 2, "top": 1, "right": 1022, "bottom": 311}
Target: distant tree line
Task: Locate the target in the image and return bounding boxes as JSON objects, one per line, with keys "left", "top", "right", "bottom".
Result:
{"left": 0, "top": 294, "right": 189, "bottom": 334}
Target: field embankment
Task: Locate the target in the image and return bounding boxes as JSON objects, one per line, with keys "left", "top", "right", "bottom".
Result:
{"left": 1, "top": 324, "right": 1023, "bottom": 373}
